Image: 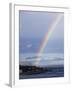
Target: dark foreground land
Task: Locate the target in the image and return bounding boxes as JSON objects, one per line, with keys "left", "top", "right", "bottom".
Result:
{"left": 19, "top": 65, "right": 64, "bottom": 79}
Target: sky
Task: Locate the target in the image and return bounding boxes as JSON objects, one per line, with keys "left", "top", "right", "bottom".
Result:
{"left": 19, "top": 10, "right": 64, "bottom": 54}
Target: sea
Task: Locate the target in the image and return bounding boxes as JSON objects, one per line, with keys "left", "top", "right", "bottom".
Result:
{"left": 19, "top": 53, "right": 64, "bottom": 79}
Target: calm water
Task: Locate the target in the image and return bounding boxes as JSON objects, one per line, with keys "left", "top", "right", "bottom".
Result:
{"left": 19, "top": 53, "right": 64, "bottom": 79}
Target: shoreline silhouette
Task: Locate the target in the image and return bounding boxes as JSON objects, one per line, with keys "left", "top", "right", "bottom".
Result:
{"left": 19, "top": 65, "right": 64, "bottom": 79}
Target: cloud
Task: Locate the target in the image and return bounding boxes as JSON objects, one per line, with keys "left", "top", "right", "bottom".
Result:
{"left": 26, "top": 44, "right": 32, "bottom": 48}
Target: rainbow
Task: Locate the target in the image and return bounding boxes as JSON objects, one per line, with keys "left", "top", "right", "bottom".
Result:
{"left": 34, "top": 13, "right": 63, "bottom": 66}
